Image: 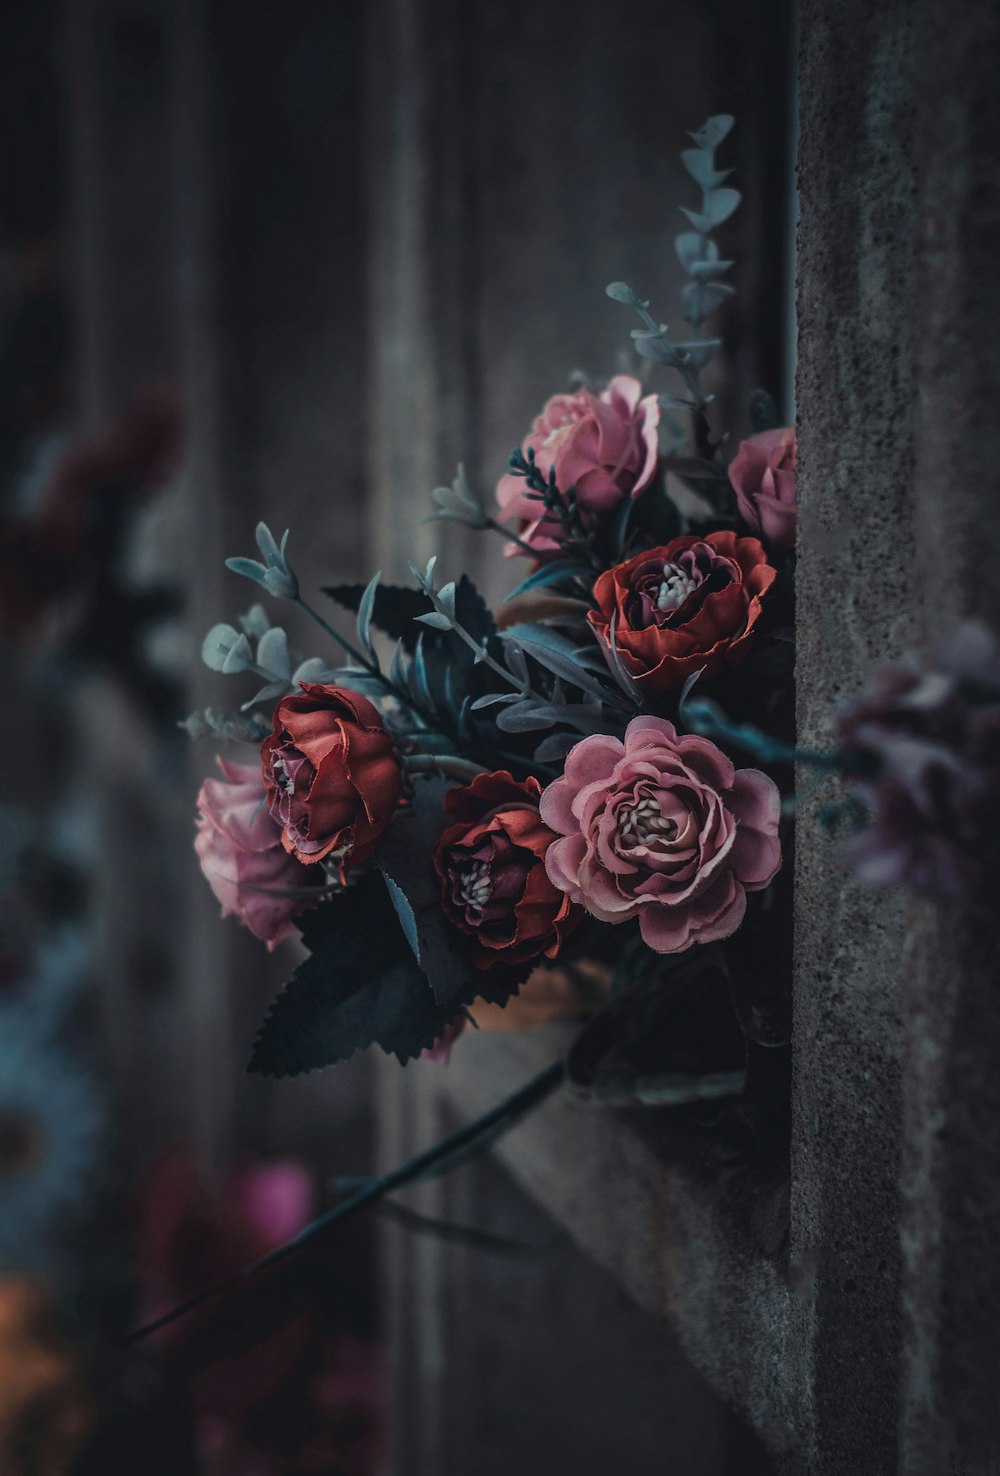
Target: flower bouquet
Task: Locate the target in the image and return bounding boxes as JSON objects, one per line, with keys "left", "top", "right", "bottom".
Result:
{"left": 189, "top": 114, "right": 800, "bottom": 1103}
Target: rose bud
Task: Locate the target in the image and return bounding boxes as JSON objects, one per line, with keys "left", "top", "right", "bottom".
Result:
{"left": 728, "top": 426, "right": 797, "bottom": 549}
{"left": 261, "top": 684, "right": 402, "bottom": 874}
{"left": 540, "top": 717, "right": 782, "bottom": 954}
{"left": 588, "top": 530, "right": 776, "bottom": 694}
{"left": 195, "top": 758, "right": 316, "bottom": 948}
{"left": 433, "top": 771, "right": 580, "bottom": 970}
{"left": 496, "top": 375, "right": 660, "bottom": 557}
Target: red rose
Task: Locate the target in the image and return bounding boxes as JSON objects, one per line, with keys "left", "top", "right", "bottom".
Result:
{"left": 432, "top": 772, "right": 580, "bottom": 970}
{"left": 588, "top": 530, "right": 776, "bottom": 693}
{"left": 261, "top": 684, "right": 402, "bottom": 874}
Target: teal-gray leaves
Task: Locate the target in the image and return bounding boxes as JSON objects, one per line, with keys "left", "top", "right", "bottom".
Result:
{"left": 225, "top": 521, "right": 299, "bottom": 599}
{"left": 605, "top": 114, "right": 740, "bottom": 415}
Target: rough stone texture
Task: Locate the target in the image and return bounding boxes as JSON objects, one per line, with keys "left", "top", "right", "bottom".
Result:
{"left": 796, "top": 2, "right": 1000, "bottom": 1472}
{"left": 898, "top": 3, "right": 1000, "bottom": 1470}
{"left": 793, "top": 2, "right": 918, "bottom": 1469}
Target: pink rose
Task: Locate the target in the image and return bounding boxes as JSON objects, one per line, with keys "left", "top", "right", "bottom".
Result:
{"left": 496, "top": 374, "right": 660, "bottom": 556}
{"left": 195, "top": 757, "right": 315, "bottom": 948}
{"left": 539, "top": 717, "right": 782, "bottom": 954}
{"left": 728, "top": 426, "right": 797, "bottom": 549}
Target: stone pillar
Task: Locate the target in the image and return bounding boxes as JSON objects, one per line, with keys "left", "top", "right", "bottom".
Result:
{"left": 795, "top": 1, "right": 1000, "bottom": 1470}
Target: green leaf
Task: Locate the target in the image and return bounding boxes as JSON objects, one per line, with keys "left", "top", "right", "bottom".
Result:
{"left": 687, "top": 114, "right": 735, "bottom": 150}
{"left": 323, "top": 583, "right": 433, "bottom": 650}
{"left": 705, "top": 187, "right": 741, "bottom": 226}
{"left": 356, "top": 571, "right": 381, "bottom": 661}
{"left": 250, "top": 877, "right": 457, "bottom": 1075}
{"left": 505, "top": 560, "right": 592, "bottom": 601}
{"left": 675, "top": 232, "right": 712, "bottom": 270}
{"left": 680, "top": 149, "right": 732, "bottom": 190}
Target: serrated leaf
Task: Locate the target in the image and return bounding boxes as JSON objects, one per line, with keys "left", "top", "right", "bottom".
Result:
{"left": 382, "top": 872, "right": 421, "bottom": 961}
{"left": 249, "top": 878, "right": 455, "bottom": 1075}
{"left": 323, "top": 583, "right": 433, "bottom": 650}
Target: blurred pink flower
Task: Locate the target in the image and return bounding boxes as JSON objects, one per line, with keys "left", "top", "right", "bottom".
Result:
{"left": 838, "top": 621, "right": 1000, "bottom": 898}
{"left": 540, "top": 717, "right": 781, "bottom": 953}
{"left": 195, "top": 757, "right": 315, "bottom": 948}
{"left": 496, "top": 375, "right": 659, "bottom": 556}
{"left": 728, "top": 426, "right": 797, "bottom": 549}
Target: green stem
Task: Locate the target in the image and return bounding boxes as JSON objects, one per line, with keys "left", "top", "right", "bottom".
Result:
{"left": 406, "top": 754, "right": 489, "bottom": 783}
{"left": 295, "top": 594, "right": 457, "bottom": 743}
{"left": 120, "top": 1060, "right": 565, "bottom": 1346}
{"left": 486, "top": 516, "right": 544, "bottom": 560}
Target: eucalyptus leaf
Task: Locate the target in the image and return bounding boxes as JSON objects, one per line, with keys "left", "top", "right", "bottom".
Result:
{"left": 256, "top": 625, "right": 292, "bottom": 681}
{"left": 687, "top": 114, "right": 735, "bottom": 150}
{"left": 356, "top": 571, "right": 381, "bottom": 661}
{"left": 678, "top": 207, "right": 712, "bottom": 235}
{"left": 533, "top": 732, "right": 578, "bottom": 762}
{"left": 705, "top": 187, "right": 741, "bottom": 226}
{"left": 505, "top": 560, "right": 593, "bottom": 601}
{"left": 680, "top": 148, "right": 732, "bottom": 190}
{"left": 672, "top": 340, "right": 722, "bottom": 370}
{"left": 202, "top": 623, "right": 253, "bottom": 674}
{"left": 682, "top": 281, "right": 735, "bottom": 320}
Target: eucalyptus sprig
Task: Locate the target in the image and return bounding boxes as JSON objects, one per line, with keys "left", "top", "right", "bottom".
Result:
{"left": 605, "top": 114, "right": 740, "bottom": 443}
{"left": 425, "top": 463, "right": 541, "bottom": 559}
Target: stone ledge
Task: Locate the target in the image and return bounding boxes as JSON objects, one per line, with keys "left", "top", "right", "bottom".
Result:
{"left": 426, "top": 1024, "right": 799, "bottom": 1456}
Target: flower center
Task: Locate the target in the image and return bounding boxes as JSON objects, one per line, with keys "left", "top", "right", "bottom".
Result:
{"left": 618, "top": 794, "right": 677, "bottom": 846}
{"left": 455, "top": 857, "right": 493, "bottom": 912}
{"left": 272, "top": 753, "right": 296, "bottom": 796}
{"left": 656, "top": 562, "right": 700, "bottom": 613}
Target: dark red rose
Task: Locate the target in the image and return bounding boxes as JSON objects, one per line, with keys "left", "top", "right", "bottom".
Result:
{"left": 433, "top": 771, "right": 580, "bottom": 970}
{"left": 588, "top": 530, "right": 776, "bottom": 693}
{"left": 261, "top": 684, "right": 402, "bottom": 874}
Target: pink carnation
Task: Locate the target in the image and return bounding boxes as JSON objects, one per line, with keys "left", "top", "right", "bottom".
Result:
{"left": 728, "top": 426, "right": 797, "bottom": 549}
{"left": 539, "top": 717, "right": 781, "bottom": 954}
{"left": 195, "top": 757, "right": 315, "bottom": 948}
{"left": 496, "top": 374, "right": 660, "bottom": 556}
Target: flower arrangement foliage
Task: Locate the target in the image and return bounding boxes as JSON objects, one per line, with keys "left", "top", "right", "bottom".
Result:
{"left": 188, "top": 112, "right": 991, "bottom": 1091}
